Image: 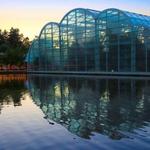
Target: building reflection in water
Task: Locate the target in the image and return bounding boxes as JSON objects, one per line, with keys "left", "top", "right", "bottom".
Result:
{"left": 27, "top": 75, "right": 150, "bottom": 140}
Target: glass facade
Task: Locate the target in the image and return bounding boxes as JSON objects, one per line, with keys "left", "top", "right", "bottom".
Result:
{"left": 38, "top": 22, "right": 60, "bottom": 71}
{"left": 60, "top": 8, "right": 99, "bottom": 71}
{"left": 97, "top": 8, "right": 150, "bottom": 72}
{"left": 27, "top": 8, "right": 150, "bottom": 74}
{"left": 27, "top": 39, "right": 39, "bottom": 71}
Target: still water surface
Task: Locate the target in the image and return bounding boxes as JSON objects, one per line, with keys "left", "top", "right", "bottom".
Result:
{"left": 0, "top": 74, "right": 150, "bottom": 150}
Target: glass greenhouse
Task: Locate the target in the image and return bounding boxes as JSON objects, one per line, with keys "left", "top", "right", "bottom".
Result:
{"left": 27, "top": 8, "right": 150, "bottom": 75}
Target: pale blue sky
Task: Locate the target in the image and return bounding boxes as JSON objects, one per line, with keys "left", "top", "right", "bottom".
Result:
{"left": 0, "top": 0, "right": 149, "bottom": 39}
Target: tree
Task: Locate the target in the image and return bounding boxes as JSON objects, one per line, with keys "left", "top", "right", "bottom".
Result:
{"left": 0, "top": 28, "right": 30, "bottom": 66}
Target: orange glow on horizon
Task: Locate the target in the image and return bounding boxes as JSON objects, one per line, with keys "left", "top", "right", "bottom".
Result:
{"left": 0, "top": 8, "right": 66, "bottom": 40}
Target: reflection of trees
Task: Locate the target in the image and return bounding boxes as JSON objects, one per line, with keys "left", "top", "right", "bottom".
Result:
{"left": 28, "top": 75, "right": 150, "bottom": 140}
{"left": 0, "top": 78, "right": 27, "bottom": 113}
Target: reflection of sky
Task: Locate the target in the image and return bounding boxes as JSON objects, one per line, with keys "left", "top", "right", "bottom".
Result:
{"left": 0, "top": 0, "right": 149, "bottom": 39}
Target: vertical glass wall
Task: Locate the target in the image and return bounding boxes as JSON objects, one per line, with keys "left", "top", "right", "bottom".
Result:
{"left": 97, "top": 9, "right": 132, "bottom": 72}
{"left": 97, "top": 8, "right": 150, "bottom": 73}
{"left": 129, "top": 13, "right": 150, "bottom": 72}
{"left": 27, "top": 39, "right": 39, "bottom": 71}
{"left": 39, "top": 22, "right": 60, "bottom": 71}
{"left": 60, "top": 8, "right": 100, "bottom": 71}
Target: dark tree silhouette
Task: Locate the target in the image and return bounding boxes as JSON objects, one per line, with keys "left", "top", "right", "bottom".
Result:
{"left": 0, "top": 28, "right": 30, "bottom": 66}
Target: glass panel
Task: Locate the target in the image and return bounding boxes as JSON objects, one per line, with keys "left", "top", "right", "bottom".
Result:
{"left": 39, "top": 23, "right": 60, "bottom": 71}
{"left": 60, "top": 9, "right": 96, "bottom": 72}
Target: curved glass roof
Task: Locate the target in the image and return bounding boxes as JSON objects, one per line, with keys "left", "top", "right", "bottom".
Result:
{"left": 86, "top": 8, "right": 101, "bottom": 18}
{"left": 37, "top": 8, "right": 150, "bottom": 32}
{"left": 39, "top": 22, "right": 59, "bottom": 38}
{"left": 60, "top": 8, "right": 101, "bottom": 23}
{"left": 123, "top": 10, "right": 150, "bottom": 28}
{"left": 98, "top": 8, "right": 150, "bottom": 29}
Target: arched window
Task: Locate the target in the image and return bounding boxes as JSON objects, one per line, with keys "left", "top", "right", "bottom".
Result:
{"left": 60, "top": 8, "right": 100, "bottom": 71}
{"left": 97, "top": 8, "right": 150, "bottom": 72}
{"left": 39, "top": 22, "right": 60, "bottom": 71}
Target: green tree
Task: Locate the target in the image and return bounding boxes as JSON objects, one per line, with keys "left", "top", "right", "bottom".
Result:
{"left": 0, "top": 28, "right": 30, "bottom": 66}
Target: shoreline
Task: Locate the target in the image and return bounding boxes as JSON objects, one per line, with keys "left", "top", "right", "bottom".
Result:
{"left": 0, "top": 70, "right": 27, "bottom": 74}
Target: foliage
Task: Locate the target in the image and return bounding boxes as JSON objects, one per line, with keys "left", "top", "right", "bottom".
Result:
{"left": 0, "top": 28, "right": 30, "bottom": 65}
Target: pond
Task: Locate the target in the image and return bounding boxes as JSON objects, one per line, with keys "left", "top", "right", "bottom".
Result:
{"left": 0, "top": 74, "right": 150, "bottom": 150}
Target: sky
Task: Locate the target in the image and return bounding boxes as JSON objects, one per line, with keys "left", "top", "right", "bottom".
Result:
{"left": 0, "top": 0, "right": 150, "bottom": 40}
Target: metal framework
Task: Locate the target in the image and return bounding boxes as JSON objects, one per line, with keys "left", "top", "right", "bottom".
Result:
{"left": 27, "top": 8, "right": 150, "bottom": 74}
{"left": 97, "top": 8, "right": 150, "bottom": 72}
{"left": 38, "top": 22, "right": 60, "bottom": 71}
{"left": 60, "top": 8, "right": 100, "bottom": 71}
{"left": 27, "top": 39, "right": 39, "bottom": 71}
